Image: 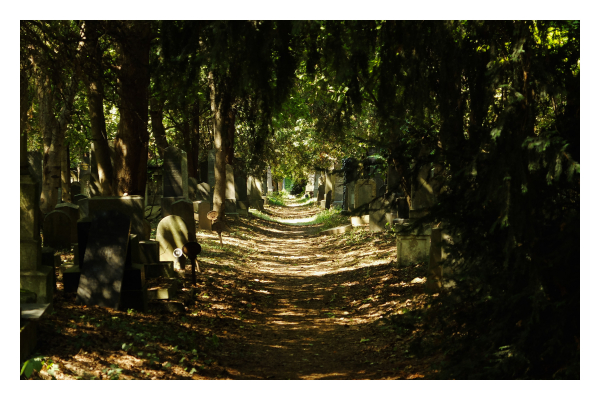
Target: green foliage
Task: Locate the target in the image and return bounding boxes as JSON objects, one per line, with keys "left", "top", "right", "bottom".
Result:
{"left": 315, "top": 207, "right": 349, "bottom": 232}
{"left": 266, "top": 191, "right": 286, "bottom": 206}
{"left": 102, "top": 364, "right": 123, "bottom": 380}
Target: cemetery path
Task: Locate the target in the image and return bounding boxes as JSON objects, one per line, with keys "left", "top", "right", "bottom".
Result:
{"left": 34, "top": 198, "right": 438, "bottom": 381}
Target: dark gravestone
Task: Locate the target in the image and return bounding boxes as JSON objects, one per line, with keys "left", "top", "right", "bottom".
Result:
{"left": 43, "top": 210, "right": 72, "bottom": 250}
{"left": 71, "top": 182, "right": 81, "bottom": 197}
{"left": 234, "top": 166, "right": 248, "bottom": 203}
{"left": 163, "top": 146, "right": 188, "bottom": 198}
{"left": 79, "top": 154, "right": 91, "bottom": 196}
{"left": 197, "top": 182, "right": 211, "bottom": 201}
{"left": 325, "top": 190, "right": 332, "bottom": 209}
{"left": 76, "top": 210, "right": 131, "bottom": 309}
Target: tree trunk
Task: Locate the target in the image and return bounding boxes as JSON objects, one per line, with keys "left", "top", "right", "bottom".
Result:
{"left": 20, "top": 68, "right": 29, "bottom": 174}
{"left": 112, "top": 21, "right": 152, "bottom": 196}
{"left": 208, "top": 70, "right": 232, "bottom": 219}
{"left": 61, "top": 143, "right": 71, "bottom": 203}
{"left": 190, "top": 100, "right": 200, "bottom": 180}
{"left": 81, "top": 20, "right": 115, "bottom": 196}
{"left": 150, "top": 96, "right": 169, "bottom": 160}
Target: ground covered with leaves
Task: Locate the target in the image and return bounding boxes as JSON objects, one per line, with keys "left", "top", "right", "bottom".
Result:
{"left": 27, "top": 197, "right": 442, "bottom": 380}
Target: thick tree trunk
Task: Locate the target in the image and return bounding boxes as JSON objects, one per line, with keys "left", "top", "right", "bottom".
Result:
{"left": 208, "top": 70, "right": 232, "bottom": 219}
{"left": 150, "top": 96, "right": 169, "bottom": 160}
{"left": 112, "top": 21, "right": 152, "bottom": 196}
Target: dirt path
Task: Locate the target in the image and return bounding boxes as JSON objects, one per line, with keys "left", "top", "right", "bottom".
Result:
{"left": 34, "top": 198, "right": 435, "bottom": 380}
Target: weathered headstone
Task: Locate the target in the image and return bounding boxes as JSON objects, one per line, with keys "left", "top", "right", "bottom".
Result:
{"left": 156, "top": 215, "right": 189, "bottom": 263}
{"left": 234, "top": 164, "right": 248, "bottom": 203}
{"left": 395, "top": 223, "right": 432, "bottom": 268}
{"left": 43, "top": 210, "right": 72, "bottom": 249}
{"left": 313, "top": 171, "right": 321, "bottom": 196}
{"left": 71, "top": 182, "right": 81, "bottom": 197}
{"left": 55, "top": 202, "right": 79, "bottom": 243}
{"left": 139, "top": 241, "right": 160, "bottom": 264}
{"left": 21, "top": 172, "right": 53, "bottom": 304}
{"left": 171, "top": 199, "right": 195, "bottom": 242}
{"left": 207, "top": 149, "right": 216, "bottom": 189}
{"left": 247, "top": 176, "right": 264, "bottom": 210}
{"left": 76, "top": 210, "right": 131, "bottom": 308}
{"left": 369, "top": 193, "right": 396, "bottom": 232}
{"left": 355, "top": 180, "right": 373, "bottom": 211}
{"left": 163, "top": 146, "right": 189, "bottom": 199}
{"left": 87, "top": 196, "right": 145, "bottom": 239}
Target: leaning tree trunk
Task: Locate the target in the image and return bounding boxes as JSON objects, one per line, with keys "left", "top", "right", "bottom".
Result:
{"left": 112, "top": 21, "right": 152, "bottom": 196}
{"left": 208, "top": 70, "right": 232, "bottom": 219}
{"left": 60, "top": 143, "right": 71, "bottom": 203}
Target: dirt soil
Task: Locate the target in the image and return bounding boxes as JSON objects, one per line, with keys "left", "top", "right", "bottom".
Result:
{"left": 30, "top": 198, "right": 439, "bottom": 380}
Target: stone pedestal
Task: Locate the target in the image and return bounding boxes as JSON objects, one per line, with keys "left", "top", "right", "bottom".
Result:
{"left": 395, "top": 223, "right": 432, "bottom": 268}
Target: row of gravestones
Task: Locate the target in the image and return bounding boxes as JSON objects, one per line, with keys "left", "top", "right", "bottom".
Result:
{"left": 63, "top": 209, "right": 208, "bottom": 312}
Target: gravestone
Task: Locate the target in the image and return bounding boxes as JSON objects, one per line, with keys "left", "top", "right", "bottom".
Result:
{"left": 76, "top": 210, "right": 131, "bottom": 309}
{"left": 139, "top": 241, "right": 160, "bottom": 264}
{"left": 234, "top": 164, "right": 248, "bottom": 203}
{"left": 156, "top": 215, "right": 189, "bottom": 263}
{"left": 397, "top": 197, "right": 409, "bottom": 219}
{"left": 225, "top": 164, "right": 237, "bottom": 213}
{"left": 395, "top": 223, "right": 432, "bottom": 268}
{"left": 43, "top": 210, "right": 72, "bottom": 249}
{"left": 171, "top": 199, "right": 195, "bottom": 242}
{"left": 87, "top": 196, "right": 145, "bottom": 238}
{"left": 306, "top": 174, "right": 315, "bottom": 196}
{"left": 21, "top": 172, "right": 53, "bottom": 304}
{"left": 73, "top": 194, "right": 87, "bottom": 204}
{"left": 325, "top": 170, "right": 334, "bottom": 198}
{"left": 247, "top": 176, "right": 264, "bottom": 210}
{"left": 163, "top": 146, "right": 188, "bottom": 199}
{"left": 207, "top": 149, "right": 216, "bottom": 189}
{"left": 197, "top": 182, "right": 211, "bottom": 201}
{"left": 77, "top": 197, "right": 89, "bottom": 220}
{"left": 355, "top": 180, "right": 373, "bottom": 211}
{"left": 71, "top": 182, "right": 81, "bottom": 197}
{"left": 55, "top": 202, "right": 79, "bottom": 243}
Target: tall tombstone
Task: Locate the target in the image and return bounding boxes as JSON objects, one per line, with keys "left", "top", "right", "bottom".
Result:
{"left": 247, "top": 176, "right": 264, "bottom": 210}
{"left": 306, "top": 173, "right": 315, "bottom": 195}
{"left": 333, "top": 173, "right": 344, "bottom": 207}
{"left": 21, "top": 172, "right": 54, "bottom": 304}
{"left": 261, "top": 174, "right": 268, "bottom": 195}
{"left": 225, "top": 164, "right": 236, "bottom": 200}
{"left": 76, "top": 210, "right": 131, "bottom": 309}
{"left": 325, "top": 170, "right": 333, "bottom": 198}
{"left": 156, "top": 215, "right": 189, "bottom": 264}
{"left": 410, "top": 162, "right": 436, "bottom": 219}
{"left": 369, "top": 193, "right": 396, "bottom": 232}
{"left": 71, "top": 182, "right": 81, "bottom": 197}
{"left": 188, "top": 176, "right": 198, "bottom": 201}
{"left": 171, "top": 199, "right": 195, "bottom": 242}
{"left": 43, "top": 210, "right": 72, "bottom": 250}
{"left": 79, "top": 154, "right": 91, "bottom": 197}
{"left": 207, "top": 149, "right": 216, "bottom": 190}
{"left": 163, "top": 146, "right": 189, "bottom": 199}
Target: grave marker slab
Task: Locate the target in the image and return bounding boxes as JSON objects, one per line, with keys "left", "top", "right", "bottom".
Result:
{"left": 43, "top": 210, "right": 72, "bottom": 249}
{"left": 171, "top": 199, "right": 195, "bottom": 242}
{"left": 163, "top": 146, "right": 188, "bottom": 198}
{"left": 157, "top": 215, "right": 189, "bottom": 263}
{"left": 76, "top": 210, "right": 131, "bottom": 308}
